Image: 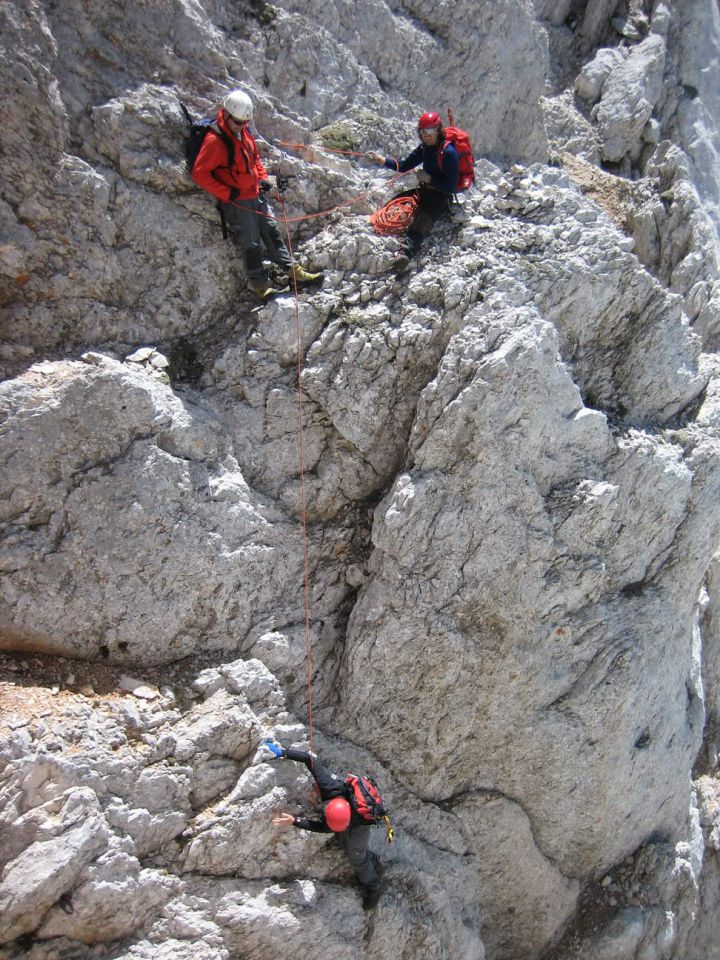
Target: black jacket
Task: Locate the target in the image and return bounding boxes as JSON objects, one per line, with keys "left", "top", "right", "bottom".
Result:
{"left": 284, "top": 748, "right": 358, "bottom": 833}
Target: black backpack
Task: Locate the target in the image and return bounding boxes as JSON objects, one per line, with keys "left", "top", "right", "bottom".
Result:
{"left": 180, "top": 101, "right": 235, "bottom": 238}
{"left": 179, "top": 101, "right": 235, "bottom": 174}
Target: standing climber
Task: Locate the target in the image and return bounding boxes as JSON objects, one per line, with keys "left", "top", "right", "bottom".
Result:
{"left": 263, "top": 740, "right": 391, "bottom": 909}
{"left": 367, "top": 111, "right": 460, "bottom": 272}
{"left": 191, "top": 88, "right": 322, "bottom": 298}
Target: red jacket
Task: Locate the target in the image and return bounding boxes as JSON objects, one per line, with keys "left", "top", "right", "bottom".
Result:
{"left": 192, "top": 110, "right": 268, "bottom": 203}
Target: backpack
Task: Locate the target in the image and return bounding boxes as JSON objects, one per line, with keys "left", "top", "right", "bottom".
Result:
{"left": 179, "top": 101, "right": 236, "bottom": 238}
{"left": 346, "top": 774, "right": 387, "bottom": 823}
{"left": 179, "top": 101, "right": 235, "bottom": 175}
{"left": 440, "top": 125, "right": 475, "bottom": 192}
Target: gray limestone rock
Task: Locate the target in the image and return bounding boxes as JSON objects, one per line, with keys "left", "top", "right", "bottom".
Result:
{"left": 2, "top": 1, "right": 720, "bottom": 958}
{"left": 684, "top": 775, "right": 720, "bottom": 960}
{"left": 0, "top": 789, "right": 111, "bottom": 943}
{"left": 597, "top": 35, "right": 667, "bottom": 163}
{"left": 532, "top": 0, "right": 573, "bottom": 27}
{"left": 575, "top": 47, "right": 628, "bottom": 103}
{"left": 0, "top": 357, "right": 311, "bottom": 664}
{"left": 577, "top": 0, "right": 619, "bottom": 52}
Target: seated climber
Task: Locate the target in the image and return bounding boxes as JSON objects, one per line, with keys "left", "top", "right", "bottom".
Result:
{"left": 191, "top": 87, "right": 322, "bottom": 299}
{"left": 263, "top": 740, "right": 391, "bottom": 909}
{"left": 367, "top": 110, "right": 460, "bottom": 272}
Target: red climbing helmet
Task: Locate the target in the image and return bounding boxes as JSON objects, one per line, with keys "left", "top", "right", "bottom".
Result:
{"left": 418, "top": 111, "right": 442, "bottom": 130}
{"left": 324, "top": 797, "right": 352, "bottom": 832}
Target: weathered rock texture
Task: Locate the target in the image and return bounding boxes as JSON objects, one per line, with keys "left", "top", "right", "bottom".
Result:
{"left": 1, "top": 1, "right": 720, "bottom": 959}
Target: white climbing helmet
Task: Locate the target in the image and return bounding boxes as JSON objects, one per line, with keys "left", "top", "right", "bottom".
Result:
{"left": 222, "top": 89, "right": 253, "bottom": 123}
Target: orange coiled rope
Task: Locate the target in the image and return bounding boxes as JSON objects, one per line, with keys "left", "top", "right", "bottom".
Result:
{"left": 369, "top": 190, "right": 419, "bottom": 236}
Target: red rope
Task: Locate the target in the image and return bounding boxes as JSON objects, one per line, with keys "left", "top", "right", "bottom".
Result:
{"left": 228, "top": 170, "right": 407, "bottom": 224}
{"left": 275, "top": 139, "right": 370, "bottom": 158}
{"left": 240, "top": 167, "right": 411, "bottom": 754}
{"left": 277, "top": 194, "right": 315, "bottom": 756}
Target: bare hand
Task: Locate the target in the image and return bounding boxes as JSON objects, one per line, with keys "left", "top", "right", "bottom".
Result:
{"left": 272, "top": 813, "right": 296, "bottom": 826}
{"left": 366, "top": 151, "right": 385, "bottom": 165}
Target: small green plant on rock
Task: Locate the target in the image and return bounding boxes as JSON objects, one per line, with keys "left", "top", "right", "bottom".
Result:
{"left": 340, "top": 309, "right": 380, "bottom": 330}
{"left": 319, "top": 122, "right": 360, "bottom": 153}
{"left": 249, "top": 0, "right": 276, "bottom": 25}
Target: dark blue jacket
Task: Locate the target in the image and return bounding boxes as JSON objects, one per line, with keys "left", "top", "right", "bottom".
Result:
{"left": 384, "top": 141, "right": 459, "bottom": 194}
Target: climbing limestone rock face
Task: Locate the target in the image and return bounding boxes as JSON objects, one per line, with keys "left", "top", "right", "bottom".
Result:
{"left": 0, "top": 355, "right": 317, "bottom": 664}
{"left": 595, "top": 34, "right": 667, "bottom": 163}
{"left": 683, "top": 775, "right": 720, "bottom": 960}
{"left": 0, "top": 0, "right": 546, "bottom": 365}
{"left": 658, "top": 0, "right": 720, "bottom": 247}
{"left": 335, "top": 280, "right": 715, "bottom": 956}
{"left": 2, "top": 0, "right": 720, "bottom": 959}
{"left": 271, "top": 0, "right": 548, "bottom": 163}
{"left": 543, "top": 1, "right": 720, "bottom": 352}
{"left": 0, "top": 788, "right": 112, "bottom": 943}
{"left": 0, "top": 662, "right": 488, "bottom": 960}
{"left": 575, "top": 47, "right": 629, "bottom": 104}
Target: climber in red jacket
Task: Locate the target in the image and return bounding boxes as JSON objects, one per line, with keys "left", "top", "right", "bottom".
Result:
{"left": 192, "top": 88, "right": 321, "bottom": 298}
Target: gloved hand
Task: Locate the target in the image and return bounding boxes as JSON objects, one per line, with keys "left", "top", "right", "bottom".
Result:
{"left": 260, "top": 738, "right": 285, "bottom": 759}
{"left": 415, "top": 170, "right": 431, "bottom": 185}
{"left": 259, "top": 180, "right": 272, "bottom": 193}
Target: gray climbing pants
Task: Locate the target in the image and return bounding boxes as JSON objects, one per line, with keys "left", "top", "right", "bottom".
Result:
{"left": 219, "top": 194, "right": 291, "bottom": 283}
{"left": 341, "top": 824, "right": 379, "bottom": 889}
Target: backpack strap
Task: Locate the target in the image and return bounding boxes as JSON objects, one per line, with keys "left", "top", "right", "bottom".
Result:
{"left": 437, "top": 138, "right": 455, "bottom": 171}
{"left": 209, "top": 122, "right": 236, "bottom": 173}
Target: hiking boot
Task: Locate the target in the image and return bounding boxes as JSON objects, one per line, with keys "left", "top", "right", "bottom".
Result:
{"left": 361, "top": 883, "right": 383, "bottom": 911}
{"left": 291, "top": 264, "right": 323, "bottom": 285}
{"left": 392, "top": 251, "right": 410, "bottom": 273}
{"left": 361, "top": 856, "right": 385, "bottom": 910}
{"left": 249, "top": 280, "right": 284, "bottom": 300}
